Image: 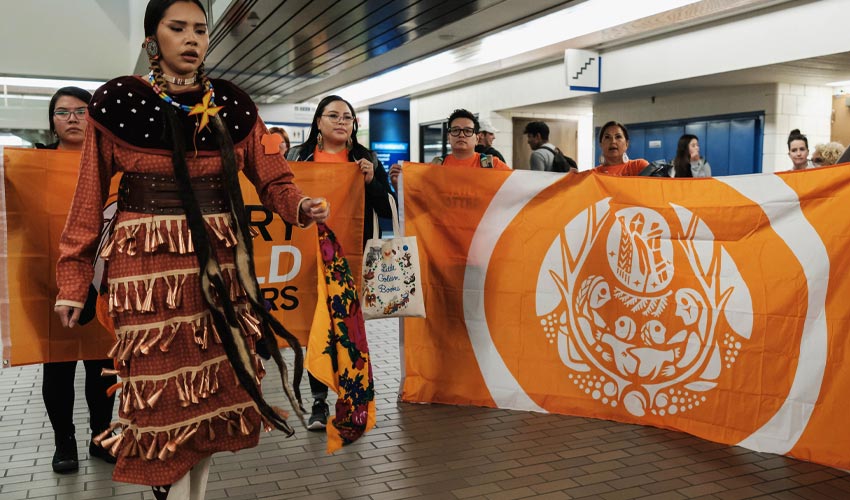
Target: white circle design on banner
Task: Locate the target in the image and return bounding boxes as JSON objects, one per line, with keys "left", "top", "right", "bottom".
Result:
{"left": 537, "top": 202, "right": 753, "bottom": 419}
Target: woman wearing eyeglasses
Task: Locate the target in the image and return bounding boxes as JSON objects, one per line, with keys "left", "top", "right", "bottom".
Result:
{"left": 35, "top": 87, "right": 92, "bottom": 151}
{"left": 35, "top": 86, "right": 118, "bottom": 474}
{"left": 286, "top": 94, "right": 393, "bottom": 431}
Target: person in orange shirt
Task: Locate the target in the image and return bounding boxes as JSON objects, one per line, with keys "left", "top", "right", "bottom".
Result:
{"left": 435, "top": 109, "right": 511, "bottom": 170}
{"left": 389, "top": 109, "right": 510, "bottom": 189}
{"left": 595, "top": 121, "right": 649, "bottom": 176}
{"left": 286, "top": 94, "right": 394, "bottom": 431}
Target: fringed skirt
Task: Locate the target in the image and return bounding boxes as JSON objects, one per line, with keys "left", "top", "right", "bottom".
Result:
{"left": 98, "top": 211, "right": 265, "bottom": 486}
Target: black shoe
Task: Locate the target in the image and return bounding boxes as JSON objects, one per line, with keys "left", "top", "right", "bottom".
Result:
{"left": 152, "top": 485, "right": 171, "bottom": 500}
{"left": 52, "top": 435, "right": 79, "bottom": 474}
{"left": 307, "top": 399, "right": 330, "bottom": 431}
{"left": 89, "top": 440, "right": 117, "bottom": 464}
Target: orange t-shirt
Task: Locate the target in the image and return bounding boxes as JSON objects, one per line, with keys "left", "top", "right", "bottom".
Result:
{"left": 313, "top": 147, "right": 349, "bottom": 163}
{"left": 441, "top": 153, "right": 511, "bottom": 171}
{"left": 594, "top": 159, "right": 649, "bottom": 176}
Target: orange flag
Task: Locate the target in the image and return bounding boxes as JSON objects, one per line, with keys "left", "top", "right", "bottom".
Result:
{"left": 0, "top": 148, "right": 363, "bottom": 366}
{"left": 0, "top": 147, "right": 118, "bottom": 366}
{"left": 399, "top": 161, "right": 850, "bottom": 470}
{"left": 242, "top": 161, "right": 364, "bottom": 346}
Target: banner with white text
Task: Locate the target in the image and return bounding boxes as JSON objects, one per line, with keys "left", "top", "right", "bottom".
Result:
{"left": 0, "top": 147, "right": 362, "bottom": 366}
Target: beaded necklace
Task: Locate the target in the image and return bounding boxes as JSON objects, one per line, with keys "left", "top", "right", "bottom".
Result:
{"left": 147, "top": 71, "right": 224, "bottom": 154}
{"left": 147, "top": 71, "right": 214, "bottom": 113}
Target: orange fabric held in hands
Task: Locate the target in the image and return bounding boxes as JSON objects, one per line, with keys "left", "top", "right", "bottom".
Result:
{"left": 0, "top": 149, "right": 364, "bottom": 365}
{"left": 594, "top": 159, "right": 649, "bottom": 176}
{"left": 398, "top": 161, "right": 850, "bottom": 471}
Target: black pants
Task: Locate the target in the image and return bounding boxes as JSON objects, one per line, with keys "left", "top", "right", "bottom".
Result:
{"left": 42, "top": 359, "right": 117, "bottom": 438}
{"left": 308, "top": 371, "right": 328, "bottom": 401}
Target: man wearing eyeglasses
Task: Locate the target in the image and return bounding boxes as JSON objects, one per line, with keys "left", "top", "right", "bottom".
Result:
{"left": 35, "top": 86, "right": 91, "bottom": 151}
{"left": 389, "top": 109, "right": 510, "bottom": 190}
{"left": 435, "top": 109, "right": 510, "bottom": 170}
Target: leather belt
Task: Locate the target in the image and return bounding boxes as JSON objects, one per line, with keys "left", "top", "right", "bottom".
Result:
{"left": 118, "top": 172, "right": 229, "bottom": 215}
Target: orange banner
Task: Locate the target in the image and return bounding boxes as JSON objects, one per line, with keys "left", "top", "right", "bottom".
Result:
{"left": 244, "top": 162, "right": 363, "bottom": 346}
{"left": 399, "top": 161, "right": 850, "bottom": 470}
{"left": 1, "top": 147, "right": 363, "bottom": 367}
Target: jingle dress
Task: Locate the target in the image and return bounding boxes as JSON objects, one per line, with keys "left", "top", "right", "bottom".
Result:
{"left": 55, "top": 75, "right": 306, "bottom": 486}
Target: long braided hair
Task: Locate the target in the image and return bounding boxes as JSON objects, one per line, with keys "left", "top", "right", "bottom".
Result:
{"left": 145, "top": 0, "right": 305, "bottom": 433}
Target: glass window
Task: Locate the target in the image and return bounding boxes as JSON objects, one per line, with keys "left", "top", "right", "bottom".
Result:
{"left": 419, "top": 121, "right": 447, "bottom": 163}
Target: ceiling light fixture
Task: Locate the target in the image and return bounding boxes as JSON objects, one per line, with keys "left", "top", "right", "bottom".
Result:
{"left": 0, "top": 76, "right": 105, "bottom": 91}
{"left": 1, "top": 94, "right": 53, "bottom": 101}
{"left": 330, "top": 0, "right": 699, "bottom": 105}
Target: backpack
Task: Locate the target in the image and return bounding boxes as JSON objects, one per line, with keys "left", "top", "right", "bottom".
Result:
{"left": 639, "top": 160, "right": 673, "bottom": 177}
{"left": 540, "top": 146, "right": 577, "bottom": 173}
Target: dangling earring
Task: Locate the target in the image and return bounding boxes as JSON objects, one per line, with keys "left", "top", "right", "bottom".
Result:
{"left": 143, "top": 37, "right": 160, "bottom": 60}
{"left": 345, "top": 137, "right": 353, "bottom": 150}
{"left": 317, "top": 132, "right": 324, "bottom": 151}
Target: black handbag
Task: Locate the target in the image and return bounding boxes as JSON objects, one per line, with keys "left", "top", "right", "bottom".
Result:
{"left": 639, "top": 160, "right": 673, "bottom": 177}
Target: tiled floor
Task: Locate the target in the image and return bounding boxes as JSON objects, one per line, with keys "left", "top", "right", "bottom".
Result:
{"left": 1, "top": 318, "right": 848, "bottom": 499}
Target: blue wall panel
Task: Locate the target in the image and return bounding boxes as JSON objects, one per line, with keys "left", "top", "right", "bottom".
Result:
{"left": 628, "top": 128, "right": 645, "bottom": 163}
{"left": 729, "top": 118, "right": 758, "bottom": 175}
{"left": 706, "top": 121, "right": 731, "bottom": 176}
{"left": 662, "top": 125, "right": 682, "bottom": 163}
{"left": 645, "top": 127, "right": 666, "bottom": 162}
{"left": 684, "top": 122, "right": 707, "bottom": 142}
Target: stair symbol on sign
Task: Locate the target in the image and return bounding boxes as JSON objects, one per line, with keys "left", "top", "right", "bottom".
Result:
{"left": 572, "top": 58, "right": 596, "bottom": 80}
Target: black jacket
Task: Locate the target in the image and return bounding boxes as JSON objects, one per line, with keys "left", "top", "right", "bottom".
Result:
{"left": 474, "top": 144, "right": 506, "bottom": 163}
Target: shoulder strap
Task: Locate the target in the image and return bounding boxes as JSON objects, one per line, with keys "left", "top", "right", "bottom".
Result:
{"left": 371, "top": 193, "right": 401, "bottom": 240}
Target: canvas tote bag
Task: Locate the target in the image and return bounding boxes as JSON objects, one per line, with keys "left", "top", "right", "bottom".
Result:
{"left": 361, "top": 195, "right": 425, "bottom": 319}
